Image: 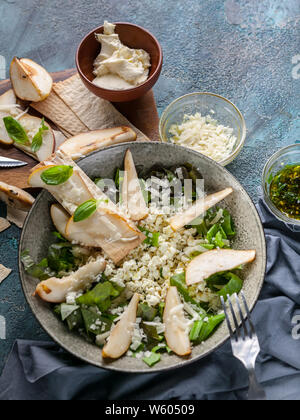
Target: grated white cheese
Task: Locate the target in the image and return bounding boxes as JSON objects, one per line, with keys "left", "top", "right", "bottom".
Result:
{"left": 169, "top": 113, "right": 237, "bottom": 163}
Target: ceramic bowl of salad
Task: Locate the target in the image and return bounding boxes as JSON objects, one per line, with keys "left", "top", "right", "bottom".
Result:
{"left": 19, "top": 142, "right": 266, "bottom": 373}
{"left": 262, "top": 144, "right": 300, "bottom": 226}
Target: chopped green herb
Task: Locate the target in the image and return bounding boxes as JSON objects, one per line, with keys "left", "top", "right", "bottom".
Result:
{"left": 143, "top": 352, "right": 161, "bottom": 367}
{"left": 139, "top": 227, "right": 160, "bottom": 247}
{"left": 269, "top": 164, "right": 300, "bottom": 220}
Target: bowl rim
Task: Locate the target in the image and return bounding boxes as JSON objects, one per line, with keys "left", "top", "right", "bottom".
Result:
{"left": 262, "top": 143, "right": 300, "bottom": 226}
{"left": 159, "top": 91, "right": 247, "bottom": 166}
{"left": 18, "top": 142, "right": 266, "bottom": 374}
{"left": 76, "top": 22, "right": 163, "bottom": 94}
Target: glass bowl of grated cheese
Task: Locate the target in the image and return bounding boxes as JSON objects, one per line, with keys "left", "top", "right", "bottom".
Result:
{"left": 159, "top": 92, "right": 246, "bottom": 166}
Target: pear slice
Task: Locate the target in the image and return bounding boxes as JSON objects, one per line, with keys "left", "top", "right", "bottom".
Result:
{"left": 186, "top": 249, "right": 256, "bottom": 286}
{"left": 164, "top": 287, "right": 191, "bottom": 357}
{"left": 65, "top": 208, "right": 146, "bottom": 264}
{"left": 59, "top": 127, "right": 137, "bottom": 160}
{"left": 102, "top": 293, "right": 140, "bottom": 359}
{"left": 28, "top": 165, "right": 93, "bottom": 215}
{"left": 169, "top": 188, "right": 233, "bottom": 231}
{"left": 14, "top": 115, "right": 55, "bottom": 162}
{"left": 35, "top": 257, "right": 106, "bottom": 303}
{"left": 122, "top": 149, "right": 148, "bottom": 221}
{"left": 0, "top": 89, "right": 17, "bottom": 108}
{"left": 50, "top": 204, "right": 69, "bottom": 238}
{"left": 0, "top": 181, "right": 35, "bottom": 211}
{"left": 10, "top": 57, "right": 53, "bottom": 102}
{"left": 29, "top": 153, "right": 146, "bottom": 262}
{"left": 0, "top": 89, "right": 18, "bottom": 145}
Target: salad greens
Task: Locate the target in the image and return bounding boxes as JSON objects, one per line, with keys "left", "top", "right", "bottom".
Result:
{"left": 21, "top": 232, "right": 90, "bottom": 280}
{"left": 139, "top": 227, "right": 160, "bottom": 247}
{"left": 76, "top": 281, "right": 123, "bottom": 311}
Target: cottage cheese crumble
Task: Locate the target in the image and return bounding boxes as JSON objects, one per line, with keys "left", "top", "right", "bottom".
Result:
{"left": 103, "top": 207, "right": 220, "bottom": 309}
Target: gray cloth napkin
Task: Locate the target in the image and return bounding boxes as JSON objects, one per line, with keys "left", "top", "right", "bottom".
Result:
{"left": 0, "top": 199, "right": 300, "bottom": 400}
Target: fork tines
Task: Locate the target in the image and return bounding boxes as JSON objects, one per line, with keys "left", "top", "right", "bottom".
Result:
{"left": 221, "top": 292, "right": 256, "bottom": 341}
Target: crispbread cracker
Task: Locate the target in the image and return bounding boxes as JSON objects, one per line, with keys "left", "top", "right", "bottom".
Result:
{"left": 6, "top": 207, "right": 28, "bottom": 229}
{"left": 53, "top": 74, "right": 150, "bottom": 142}
{"left": 30, "top": 91, "right": 89, "bottom": 136}
{"left": 0, "top": 264, "right": 12, "bottom": 284}
{"left": 56, "top": 126, "right": 72, "bottom": 138}
{"left": 0, "top": 218, "right": 10, "bottom": 233}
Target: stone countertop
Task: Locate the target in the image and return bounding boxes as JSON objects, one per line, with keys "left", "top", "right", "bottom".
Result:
{"left": 0, "top": 0, "right": 299, "bottom": 374}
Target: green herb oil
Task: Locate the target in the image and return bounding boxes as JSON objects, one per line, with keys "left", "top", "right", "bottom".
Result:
{"left": 269, "top": 164, "right": 300, "bottom": 220}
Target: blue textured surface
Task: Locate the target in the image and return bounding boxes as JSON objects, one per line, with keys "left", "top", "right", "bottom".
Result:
{"left": 0, "top": 0, "right": 299, "bottom": 374}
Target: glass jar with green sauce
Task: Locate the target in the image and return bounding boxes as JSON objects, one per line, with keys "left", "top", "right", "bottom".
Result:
{"left": 269, "top": 164, "right": 300, "bottom": 220}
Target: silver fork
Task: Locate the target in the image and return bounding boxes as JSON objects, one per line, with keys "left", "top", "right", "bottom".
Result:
{"left": 221, "top": 292, "right": 266, "bottom": 401}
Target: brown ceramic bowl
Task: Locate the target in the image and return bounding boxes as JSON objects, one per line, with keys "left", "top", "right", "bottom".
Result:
{"left": 76, "top": 23, "right": 163, "bottom": 102}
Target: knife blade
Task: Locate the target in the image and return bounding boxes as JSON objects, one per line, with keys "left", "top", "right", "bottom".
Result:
{"left": 0, "top": 157, "right": 28, "bottom": 168}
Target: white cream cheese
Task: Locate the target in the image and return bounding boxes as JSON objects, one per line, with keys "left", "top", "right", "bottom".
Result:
{"left": 93, "top": 21, "right": 151, "bottom": 90}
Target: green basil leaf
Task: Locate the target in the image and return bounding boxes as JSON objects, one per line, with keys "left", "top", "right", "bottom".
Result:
{"left": 73, "top": 198, "right": 109, "bottom": 223}
{"left": 3, "top": 116, "right": 30, "bottom": 145}
{"left": 41, "top": 165, "right": 73, "bottom": 186}
{"left": 73, "top": 199, "right": 98, "bottom": 223}
{"left": 31, "top": 118, "right": 49, "bottom": 153}
{"left": 31, "top": 131, "right": 43, "bottom": 153}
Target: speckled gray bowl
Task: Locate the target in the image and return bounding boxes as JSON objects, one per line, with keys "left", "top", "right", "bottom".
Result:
{"left": 19, "top": 142, "right": 266, "bottom": 373}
